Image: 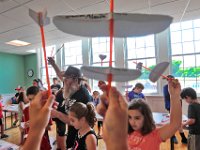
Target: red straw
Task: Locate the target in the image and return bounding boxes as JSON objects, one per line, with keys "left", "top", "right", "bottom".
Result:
{"left": 133, "top": 61, "right": 170, "bottom": 80}
{"left": 107, "top": 0, "right": 114, "bottom": 90}
{"left": 39, "top": 13, "right": 51, "bottom": 96}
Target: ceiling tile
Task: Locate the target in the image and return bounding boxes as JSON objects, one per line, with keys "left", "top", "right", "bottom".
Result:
{"left": 187, "top": 0, "right": 200, "bottom": 11}
{"left": 0, "top": 0, "right": 18, "bottom": 13}
{"left": 0, "top": 14, "right": 21, "bottom": 33}
{"left": 25, "top": 0, "right": 72, "bottom": 17}
{"left": 114, "top": 0, "right": 148, "bottom": 13}
{"left": 77, "top": 1, "right": 109, "bottom": 14}
{"left": 2, "top": 6, "right": 33, "bottom": 24}
{"left": 150, "top": 0, "right": 187, "bottom": 15}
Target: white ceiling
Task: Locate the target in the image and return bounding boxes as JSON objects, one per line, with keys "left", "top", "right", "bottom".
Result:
{"left": 0, "top": 0, "right": 200, "bottom": 55}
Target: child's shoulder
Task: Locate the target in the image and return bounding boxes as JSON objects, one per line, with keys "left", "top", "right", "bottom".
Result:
{"left": 189, "top": 103, "right": 200, "bottom": 108}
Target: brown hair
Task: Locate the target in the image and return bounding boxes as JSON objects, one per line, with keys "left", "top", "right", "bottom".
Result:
{"left": 134, "top": 83, "right": 144, "bottom": 90}
{"left": 69, "top": 102, "right": 97, "bottom": 128}
{"left": 128, "top": 100, "right": 155, "bottom": 135}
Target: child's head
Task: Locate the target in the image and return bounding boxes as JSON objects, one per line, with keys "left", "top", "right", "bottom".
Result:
{"left": 93, "top": 91, "right": 100, "bottom": 99}
{"left": 69, "top": 102, "right": 96, "bottom": 129}
{"left": 181, "top": 87, "right": 197, "bottom": 103}
{"left": 33, "top": 78, "right": 43, "bottom": 88}
{"left": 26, "top": 86, "right": 39, "bottom": 101}
{"left": 18, "top": 92, "right": 26, "bottom": 103}
{"left": 133, "top": 83, "right": 144, "bottom": 94}
{"left": 15, "top": 93, "right": 19, "bottom": 98}
{"left": 128, "top": 100, "right": 155, "bottom": 135}
{"left": 53, "top": 77, "right": 59, "bottom": 84}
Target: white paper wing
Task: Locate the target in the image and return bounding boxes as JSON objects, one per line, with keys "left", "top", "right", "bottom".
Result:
{"left": 149, "top": 62, "right": 169, "bottom": 82}
{"left": 53, "top": 13, "right": 172, "bottom": 37}
{"left": 81, "top": 66, "right": 141, "bottom": 82}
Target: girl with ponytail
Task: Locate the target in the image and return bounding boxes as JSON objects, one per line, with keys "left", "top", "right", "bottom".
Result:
{"left": 69, "top": 102, "right": 97, "bottom": 150}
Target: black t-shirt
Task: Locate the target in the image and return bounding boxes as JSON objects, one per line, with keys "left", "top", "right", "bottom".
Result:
{"left": 72, "top": 130, "right": 97, "bottom": 150}
{"left": 55, "top": 89, "right": 65, "bottom": 113}
{"left": 67, "top": 85, "right": 92, "bottom": 148}
{"left": 188, "top": 103, "right": 200, "bottom": 134}
{"left": 51, "top": 84, "right": 61, "bottom": 90}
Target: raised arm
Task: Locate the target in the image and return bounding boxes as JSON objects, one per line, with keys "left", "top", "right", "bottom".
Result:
{"left": 158, "top": 79, "right": 182, "bottom": 141}
{"left": 22, "top": 93, "right": 55, "bottom": 150}
{"left": 47, "top": 57, "right": 63, "bottom": 81}
{"left": 103, "top": 87, "right": 128, "bottom": 150}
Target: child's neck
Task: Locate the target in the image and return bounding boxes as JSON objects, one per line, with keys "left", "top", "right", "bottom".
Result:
{"left": 79, "top": 124, "right": 91, "bottom": 136}
{"left": 191, "top": 100, "right": 199, "bottom": 104}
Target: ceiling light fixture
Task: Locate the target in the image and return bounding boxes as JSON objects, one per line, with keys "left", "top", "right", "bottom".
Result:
{"left": 6, "top": 40, "right": 31, "bottom": 46}
{"left": 26, "top": 49, "right": 36, "bottom": 53}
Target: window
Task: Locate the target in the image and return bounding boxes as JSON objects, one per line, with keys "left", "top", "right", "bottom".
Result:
{"left": 92, "top": 37, "right": 115, "bottom": 66}
{"left": 126, "top": 35, "right": 157, "bottom": 93}
{"left": 64, "top": 40, "right": 82, "bottom": 66}
{"left": 40, "top": 45, "right": 57, "bottom": 88}
{"left": 91, "top": 37, "right": 115, "bottom": 91}
{"left": 170, "top": 19, "right": 200, "bottom": 93}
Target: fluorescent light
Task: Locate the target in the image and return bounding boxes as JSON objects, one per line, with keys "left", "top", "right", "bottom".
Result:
{"left": 6, "top": 40, "right": 31, "bottom": 46}
{"left": 26, "top": 50, "right": 36, "bottom": 53}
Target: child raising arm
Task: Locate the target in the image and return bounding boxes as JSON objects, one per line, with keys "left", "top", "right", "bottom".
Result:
{"left": 128, "top": 79, "right": 182, "bottom": 150}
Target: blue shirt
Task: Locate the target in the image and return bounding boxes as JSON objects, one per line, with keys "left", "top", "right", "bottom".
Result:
{"left": 163, "top": 84, "right": 170, "bottom": 111}
{"left": 93, "top": 98, "right": 100, "bottom": 107}
{"left": 128, "top": 91, "right": 145, "bottom": 101}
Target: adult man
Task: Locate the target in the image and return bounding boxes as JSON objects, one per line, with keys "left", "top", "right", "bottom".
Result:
{"left": 48, "top": 57, "right": 92, "bottom": 149}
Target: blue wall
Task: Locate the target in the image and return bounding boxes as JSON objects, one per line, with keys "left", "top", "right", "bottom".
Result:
{"left": 0, "top": 52, "right": 37, "bottom": 94}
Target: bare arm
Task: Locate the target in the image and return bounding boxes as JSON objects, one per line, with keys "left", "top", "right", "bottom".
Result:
{"left": 158, "top": 79, "right": 182, "bottom": 141}
{"left": 103, "top": 87, "right": 128, "bottom": 150}
{"left": 86, "top": 134, "right": 97, "bottom": 150}
{"left": 19, "top": 102, "right": 25, "bottom": 114}
{"left": 182, "top": 118, "right": 195, "bottom": 126}
{"left": 47, "top": 57, "right": 63, "bottom": 81}
{"left": 51, "top": 109, "right": 70, "bottom": 124}
{"left": 22, "top": 93, "right": 55, "bottom": 150}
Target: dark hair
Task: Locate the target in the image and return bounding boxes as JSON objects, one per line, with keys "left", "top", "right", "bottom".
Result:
{"left": 180, "top": 87, "right": 197, "bottom": 100}
{"left": 33, "top": 78, "right": 43, "bottom": 88}
{"left": 26, "top": 86, "right": 39, "bottom": 96}
{"left": 53, "top": 77, "right": 58, "bottom": 81}
{"left": 93, "top": 91, "right": 100, "bottom": 95}
{"left": 18, "top": 92, "right": 26, "bottom": 103}
{"left": 133, "top": 83, "right": 144, "bottom": 90}
{"left": 69, "top": 102, "right": 97, "bottom": 128}
{"left": 128, "top": 100, "right": 155, "bottom": 135}
{"left": 15, "top": 93, "right": 19, "bottom": 98}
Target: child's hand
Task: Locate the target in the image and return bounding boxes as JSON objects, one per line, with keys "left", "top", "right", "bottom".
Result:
{"left": 41, "top": 91, "right": 58, "bottom": 109}
{"left": 168, "top": 79, "right": 181, "bottom": 96}
{"left": 102, "top": 87, "right": 128, "bottom": 147}
{"left": 29, "top": 92, "right": 55, "bottom": 134}
{"left": 96, "top": 85, "right": 109, "bottom": 117}
{"left": 24, "top": 122, "right": 29, "bottom": 129}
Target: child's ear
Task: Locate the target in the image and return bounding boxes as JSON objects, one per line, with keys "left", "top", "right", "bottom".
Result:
{"left": 80, "top": 117, "right": 86, "bottom": 122}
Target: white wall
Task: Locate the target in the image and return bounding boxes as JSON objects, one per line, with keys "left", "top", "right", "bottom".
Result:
{"left": 146, "top": 96, "right": 188, "bottom": 116}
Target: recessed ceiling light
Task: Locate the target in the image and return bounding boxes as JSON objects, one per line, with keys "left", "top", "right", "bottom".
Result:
{"left": 26, "top": 50, "right": 36, "bottom": 53}
{"left": 6, "top": 40, "right": 31, "bottom": 46}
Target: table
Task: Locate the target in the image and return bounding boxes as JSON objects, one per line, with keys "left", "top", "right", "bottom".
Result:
{"left": 3, "top": 104, "right": 18, "bottom": 130}
{"left": 153, "top": 112, "right": 188, "bottom": 150}
{"left": 0, "top": 139, "right": 19, "bottom": 150}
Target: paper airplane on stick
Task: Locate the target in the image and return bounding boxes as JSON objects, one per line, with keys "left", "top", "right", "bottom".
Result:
{"left": 53, "top": 13, "right": 172, "bottom": 37}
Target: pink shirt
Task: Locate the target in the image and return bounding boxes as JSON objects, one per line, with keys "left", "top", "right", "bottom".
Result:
{"left": 128, "top": 129, "right": 162, "bottom": 150}
{"left": 0, "top": 102, "right": 3, "bottom": 118}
